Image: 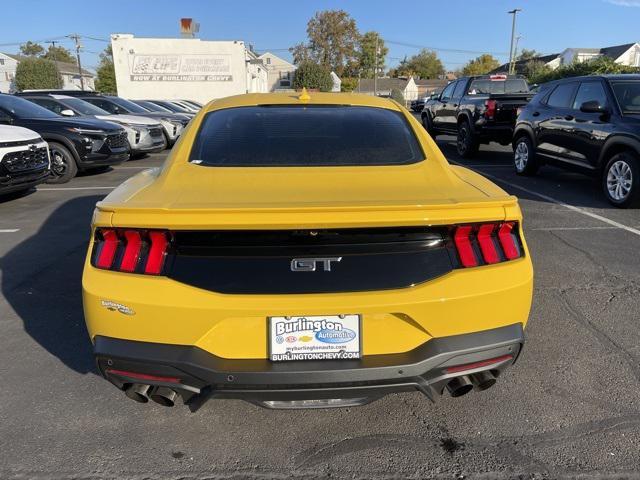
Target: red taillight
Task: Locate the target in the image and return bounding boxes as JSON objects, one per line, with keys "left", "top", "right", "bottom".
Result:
{"left": 499, "top": 222, "right": 520, "bottom": 260}
{"left": 145, "top": 231, "right": 169, "bottom": 275}
{"left": 92, "top": 228, "right": 170, "bottom": 275}
{"left": 453, "top": 225, "right": 478, "bottom": 267}
{"left": 477, "top": 223, "right": 499, "bottom": 264}
{"left": 106, "top": 369, "right": 181, "bottom": 384}
{"left": 95, "top": 229, "right": 119, "bottom": 269}
{"left": 484, "top": 99, "right": 497, "bottom": 120}
{"left": 453, "top": 222, "right": 522, "bottom": 268}
{"left": 445, "top": 354, "right": 513, "bottom": 374}
{"left": 120, "top": 230, "right": 142, "bottom": 272}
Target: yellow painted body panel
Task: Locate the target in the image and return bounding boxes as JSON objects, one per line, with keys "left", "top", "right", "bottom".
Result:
{"left": 82, "top": 92, "right": 533, "bottom": 359}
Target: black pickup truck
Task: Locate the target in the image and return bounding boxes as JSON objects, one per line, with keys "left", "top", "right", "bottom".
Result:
{"left": 421, "top": 74, "right": 533, "bottom": 157}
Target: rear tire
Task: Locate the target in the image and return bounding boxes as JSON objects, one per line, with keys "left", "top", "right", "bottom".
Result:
{"left": 46, "top": 142, "right": 77, "bottom": 184}
{"left": 602, "top": 152, "right": 640, "bottom": 208}
{"left": 456, "top": 121, "right": 479, "bottom": 158}
{"left": 513, "top": 135, "right": 539, "bottom": 176}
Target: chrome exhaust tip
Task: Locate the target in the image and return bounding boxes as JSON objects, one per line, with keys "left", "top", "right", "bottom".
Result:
{"left": 150, "top": 386, "right": 178, "bottom": 407}
{"left": 445, "top": 375, "right": 473, "bottom": 398}
{"left": 470, "top": 371, "right": 497, "bottom": 391}
{"left": 124, "top": 384, "right": 151, "bottom": 403}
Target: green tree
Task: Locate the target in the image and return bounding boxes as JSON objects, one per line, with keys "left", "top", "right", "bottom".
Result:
{"left": 95, "top": 45, "right": 117, "bottom": 94}
{"left": 43, "top": 45, "right": 75, "bottom": 64}
{"left": 462, "top": 54, "right": 500, "bottom": 76}
{"left": 517, "top": 49, "right": 542, "bottom": 61}
{"left": 522, "top": 60, "right": 552, "bottom": 84}
{"left": 340, "top": 77, "right": 358, "bottom": 92}
{"left": 14, "top": 57, "right": 62, "bottom": 91}
{"left": 528, "top": 56, "right": 639, "bottom": 85}
{"left": 292, "top": 61, "right": 333, "bottom": 91}
{"left": 19, "top": 41, "right": 44, "bottom": 57}
{"left": 291, "top": 10, "right": 360, "bottom": 76}
{"left": 388, "top": 50, "right": 444, "bottom": 79}
{"left": 390, "top": 88, "right": 405, "bottom": 105}
{"left": 358, "top": 31, "right": 388, "bottom": 78}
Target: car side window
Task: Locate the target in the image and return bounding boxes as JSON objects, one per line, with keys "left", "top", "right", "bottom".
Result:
{"left": 440, "top": 82, "right": 456, "bottom": 102}
{"left": 572, "top": 81, "right": 608, "bottom": 110}
{"left": 86, "top": 98, "right": 118, "bottom": 114}
{"left": 32, "top": 98, "right": 63, "bottom": 115}
{"left": 546, "top": 83, "right": 578, "bottom": 109}
{"left": 452, "top": 80, "right": 467, "bottom": 101}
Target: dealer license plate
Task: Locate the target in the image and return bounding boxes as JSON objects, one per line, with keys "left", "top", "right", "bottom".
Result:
{"left": 269, "top": 314, "right": 361, "bottom": 362}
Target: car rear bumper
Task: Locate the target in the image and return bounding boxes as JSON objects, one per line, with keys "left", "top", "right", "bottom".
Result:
{"left": 95, "top": 323, "right": 524, "bottom": 409}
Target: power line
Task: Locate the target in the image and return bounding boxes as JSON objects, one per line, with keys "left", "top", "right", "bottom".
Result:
{"left": 385, "top": 39, "right": 510, "bottom": 56}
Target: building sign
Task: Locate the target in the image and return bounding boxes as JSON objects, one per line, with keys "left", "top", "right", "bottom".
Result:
{"left": 130, "top": 54, "right": 233, "bottom": 82}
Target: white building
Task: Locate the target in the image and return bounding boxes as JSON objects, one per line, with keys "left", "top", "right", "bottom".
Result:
{"left": 111, "top": 34, "right": 268, "bottom": 103}
{"left": 257, "top": 52, "right": 296, "bottom": 91}
{"left": 559, "top": 43, "right": 640, "bottom": 67}
{"left": 0, "top": 53, "right": 18, "bottom": 93}
{"left": 356, "top": 77, "right": 419, "bottom": 101}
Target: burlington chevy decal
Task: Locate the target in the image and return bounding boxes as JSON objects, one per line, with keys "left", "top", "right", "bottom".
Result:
{"left": 269, "top": 315, "right": 361, "bottom": 362}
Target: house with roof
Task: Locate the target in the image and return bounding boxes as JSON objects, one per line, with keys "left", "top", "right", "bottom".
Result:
{"left": 257, "top": 51, "right": 296, "bottom": 92}
{"left": 492, "top": 42, "right": 640, "bottom": 75}
{"left": 356, "top": 77, "right": 419, "bottom": 101}
{"left": 0, "top": 54, "right": 96, "bottom": 92}
{"left": 414, "top": 78, "right": 449, "bottom": 97}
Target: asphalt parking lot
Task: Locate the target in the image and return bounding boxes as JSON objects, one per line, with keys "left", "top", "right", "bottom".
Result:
{"left": 2, "top": 134, "right": 640, "bottom": 479}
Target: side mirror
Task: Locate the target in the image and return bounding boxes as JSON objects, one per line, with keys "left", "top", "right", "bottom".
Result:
{"left": 60, "top": 109, "right": 75, "bottom": 117}
{"left": 580, "top": 100, "right": 606, "bottom": 114}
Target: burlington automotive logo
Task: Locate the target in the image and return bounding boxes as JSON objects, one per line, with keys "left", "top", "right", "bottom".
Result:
{"left": 274, "top": 318, "right": 343, "bottom": 335}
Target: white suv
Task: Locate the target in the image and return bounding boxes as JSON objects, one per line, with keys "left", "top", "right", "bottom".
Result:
{"left": 0, "top": 125, "right": 50, "bottom": 196}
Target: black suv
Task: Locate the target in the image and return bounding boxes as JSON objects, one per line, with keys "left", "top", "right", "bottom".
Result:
{"left": 0, "top": 94, "right": 129, "bottom": 183}
{"left": 514, "top": 74, "right": 640, "bottom": 208}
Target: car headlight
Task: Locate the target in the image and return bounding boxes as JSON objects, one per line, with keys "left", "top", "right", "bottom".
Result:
{"left": 65, "top": 127, "right": 107, "bottom": 135}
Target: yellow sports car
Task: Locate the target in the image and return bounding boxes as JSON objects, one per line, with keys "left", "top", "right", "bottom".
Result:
{"left": 82, "top": 90, "right": 533, "bottom": 410}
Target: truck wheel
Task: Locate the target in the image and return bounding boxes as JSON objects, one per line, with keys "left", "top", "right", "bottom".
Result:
{"left": 602, "top": 152, "right": 640, "bottom": 208}
{"left": 46, "top": 142, "right": 78, "bottom": 184}
{"left": 513, "top": 135, "right": 539, "bottom": 176}
{"left": 456, "top": 121, "right": 479, "bottom": 158}
{"left": 422, "top": 114, "right": 436, "bottom": 137}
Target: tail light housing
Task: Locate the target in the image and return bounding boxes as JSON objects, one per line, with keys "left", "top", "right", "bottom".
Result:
{"left": 451, "top": 222, "right": 523, "bottom": 268}
{"left": 92, "top": 228, "right": 171, "bottom": 275}
{"left": 484, "top": 99, "right": 497, "bottom": 120}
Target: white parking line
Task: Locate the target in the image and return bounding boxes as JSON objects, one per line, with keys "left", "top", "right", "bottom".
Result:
{"left": 531, "top": 226, "right": 619, "bottom": 231}
{"left": 458, "top": 164, "right": 511, "bottom": 168}
{"left": 452, "top": 162, "right": 640, "bottom": 238}
{"left": 37, "top": 186, "right": 116, "bottom": 191}
{"left": 114, "top": 166, "right": 154, "bottom": 169}
{"left": 0, "top": 229, "right": 19, "bottom": 233}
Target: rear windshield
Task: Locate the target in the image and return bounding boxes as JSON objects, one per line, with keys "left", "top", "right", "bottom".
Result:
{"left": 468, "top": 78, "right": 529, "bottom": 95}
{"left": 189, "top": 106, "right": 424, "bottom": 167}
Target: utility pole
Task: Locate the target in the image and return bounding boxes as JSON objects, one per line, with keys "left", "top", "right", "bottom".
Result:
{"left": 507, "top": 8, "right": 522, "bottom": 75}
{"left": 68, "top": 34, "right": 85, "bottom": 90}
{"left": 46, "top": 40, "right": 62, "bottom": 88}
{"left": 374, "top": 35, "right": 378, "bottom": 96}
{"left": 514, "top": 35, "right": 522, "bottom": 69}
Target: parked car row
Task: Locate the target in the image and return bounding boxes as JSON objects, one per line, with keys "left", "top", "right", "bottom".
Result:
{"left": 0, "top": 92, "right": 202, "bottom": 196}
{"left": 419, "top": 73, "right": 640, "bottom": 208}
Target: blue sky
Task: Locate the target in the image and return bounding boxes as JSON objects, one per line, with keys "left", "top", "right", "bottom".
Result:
{"left": 1, "top": 0, "right": 639, "bottom": 72}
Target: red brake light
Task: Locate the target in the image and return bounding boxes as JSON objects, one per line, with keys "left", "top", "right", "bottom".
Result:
{"left": 145, "top": 231, "right": 169, "bottom": 275}
{"left": 484, "top": 99, "right": 497, "bottom": 120}
{"left": 120, "top": 230, "right": 142, "bottom": 272}
{"left": 453, "top": 222, "right": 522, "bottom": 268}
{"left": 454, "top": 225, "right": 478, "bottom": 267}
{"left": 477, "top": 223, "right": 499, "bottom": 264}
{"left": 96, "top": 229, "right": 119, "bottom": 269}
{"left": 498, "top": 222, "right": 520, "bottom": 260}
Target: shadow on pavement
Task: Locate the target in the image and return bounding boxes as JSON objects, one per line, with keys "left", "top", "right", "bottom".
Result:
{"left": 1, "top": 195, "right": 102, "bottom": 375}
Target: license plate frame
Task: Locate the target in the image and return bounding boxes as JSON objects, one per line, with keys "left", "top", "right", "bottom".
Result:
{"left": 268, "top": 314, "right": 362, "bottom": 362}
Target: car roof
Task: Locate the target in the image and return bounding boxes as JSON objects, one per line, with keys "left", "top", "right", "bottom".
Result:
{"left": 203, "top": 92, "right": 402, "bottom": 113}
{"left": 545, "top": 74, "right": 640, "bottom": 86}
